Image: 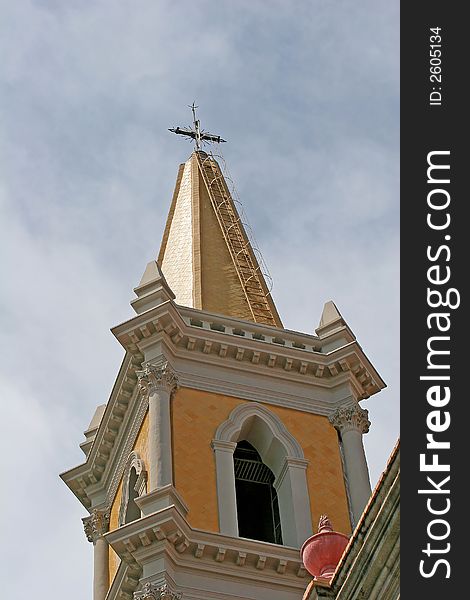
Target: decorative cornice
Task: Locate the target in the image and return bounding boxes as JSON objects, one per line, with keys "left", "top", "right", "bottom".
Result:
{"left": 105, "top": 505, "right": 308, "bottom": 587}
{"left": 60, "top": 352, "right": 142, "bottom": 508}
{"left": 63, "top": 360, "right": 160, "bottom": 512}
{"left": 107, "top": 560, "right": 142, "bottom": 600}
{"left": 105, "top": 393, "right": 149, "bottom": 508}
{"left": 83, "top": 508, "right": 110, "bottom": 543}
{"left": 134, "top": 582, "right": 182, "bottom": 600}
{"left": 111, "top": 303, "right": 385, "bottom": 400}
{"left": 329, "top": 405, "right": 370, "bottom": 435}
{"left": 63, "top": 298, "right": 383, "bottom": 512}
{"left": 137, "top": 361, "right": 178, "bottom": 397}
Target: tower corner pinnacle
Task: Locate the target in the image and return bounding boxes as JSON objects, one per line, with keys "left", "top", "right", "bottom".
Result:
{"left": 130, "top": 260, "right": 176, "bottom": 315}
{"left": 316, "top": 300, "right": 352, "bottom": 338}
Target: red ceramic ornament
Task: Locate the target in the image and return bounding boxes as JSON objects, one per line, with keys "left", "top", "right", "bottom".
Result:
{"left": 301, "top": 515, "right": 349, "bottom": 580}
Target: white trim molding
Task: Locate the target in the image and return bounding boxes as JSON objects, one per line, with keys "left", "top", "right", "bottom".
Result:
{"left": 212, "top": 402, "right": 312, "bottom": 547}
{"left": 210, "top": 439, "right": 238, "bottom": 537}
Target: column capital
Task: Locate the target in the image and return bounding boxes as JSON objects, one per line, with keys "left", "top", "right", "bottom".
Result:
{"left": 83, "top": 508, "right": 110, "bottom": 543}
{"left": 211, "top": 439, "right": 237, "bottom": 453}
{"left": 329, "top": 404, "right": 370, "bottom": 435}
{"left": 137, "top": 360, "right": 178, "bottom": 397}
{"left": 134, "top": 582, "right": 182, "bottom": 600}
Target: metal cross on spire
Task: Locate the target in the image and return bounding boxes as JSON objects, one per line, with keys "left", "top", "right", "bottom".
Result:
{"left": 169, "top": 103, "right": 226, "bottom": 150}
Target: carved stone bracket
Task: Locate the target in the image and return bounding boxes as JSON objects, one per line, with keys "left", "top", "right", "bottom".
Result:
{"left": 134, "top": 582, "right": 182, "bottom": 600}
{"left": 329, "top": 404, "right": 370, "bottom": 435}
{"left": 137, "top": 361, "right": 178, "bottom": 397}
{"left": 83, "top": 508, "right": 110, "bottom": 543}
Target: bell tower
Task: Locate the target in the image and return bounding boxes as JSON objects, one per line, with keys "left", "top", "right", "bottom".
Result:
{"left": 61, "top": 116, "right": 385, "bottom": 600}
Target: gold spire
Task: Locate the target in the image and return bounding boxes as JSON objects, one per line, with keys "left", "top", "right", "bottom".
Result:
{"left": 158, "top": 151, "right": 282, "bottom": 327}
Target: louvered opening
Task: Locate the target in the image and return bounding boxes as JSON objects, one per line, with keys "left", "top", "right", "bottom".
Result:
{"left": 233, "top": 441, "right": 283, "bottom": 545}
{"left": 234, "top": 457, "right": 274, "bottom": 484}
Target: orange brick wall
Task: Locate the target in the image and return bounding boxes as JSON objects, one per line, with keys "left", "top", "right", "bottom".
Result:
{"left": 171, "top": 388, "right": 351, "bottom": 536}
{"left": 268, "top": 404, "right": 351, "bottom": 535}
{"left": 172, "top": 388, "right": 241, "bottom": 531}
{"left": 133, "top": 410, "right": 150, "bottom": 474}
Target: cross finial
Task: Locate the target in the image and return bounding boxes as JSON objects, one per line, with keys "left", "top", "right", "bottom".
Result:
{"left": 190, "top": 101, "right": 198, "bottom": 123}
{"left": 169, "top": 103, "right": 226, "bottom": 150}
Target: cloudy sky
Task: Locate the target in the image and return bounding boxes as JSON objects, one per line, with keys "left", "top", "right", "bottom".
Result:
{"left": 0, "top": 1, "right": 398, "bottom": 597}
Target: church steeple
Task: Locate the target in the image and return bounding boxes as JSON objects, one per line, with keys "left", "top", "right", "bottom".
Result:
{"left": 61, "top": 111, "right": 386, "bottom": 600}
{"left": 157, "top": 149, "right": 283, "bottom": 327}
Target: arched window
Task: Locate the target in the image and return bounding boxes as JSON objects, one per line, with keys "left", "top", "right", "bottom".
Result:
{"left": 234, "top": 440, "right": 282, "bottom": 544}
{"left": 119, "top": 452, "right": 147, "bottom": 526}
{"left": 124, "top": 467, "right": 141, "bottom": 524}
{"left": 212, "top": 402, "right": 312, "bottom": 547}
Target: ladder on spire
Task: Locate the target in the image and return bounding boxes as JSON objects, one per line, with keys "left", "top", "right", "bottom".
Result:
{"left": 197, "top": 152, "right": 278, "bottom": 327}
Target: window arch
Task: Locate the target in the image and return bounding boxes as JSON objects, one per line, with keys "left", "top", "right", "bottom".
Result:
{"left": 212, "top": 402, "right": 312, "bottom": 547}
{"left": 118, "top": 452, "right": 147, "bottom": 526}
{"left": 124, "top": 467, "right": 140, "bottom": 523}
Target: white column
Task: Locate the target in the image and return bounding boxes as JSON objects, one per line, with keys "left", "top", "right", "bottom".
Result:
{"left": 149, "top": 386, "right": 172, "bottom": 489}
{"left": 211, "top": 440, "right": 239, "bottom": 537}
{"left": 83, "top": 509, "right": 110, "bottom": 600}
{"left": 137, "top": 361, "right": 178, "bottom": 491}
{"left": 330, "top": 405, "right": 371, "bottom": 526}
